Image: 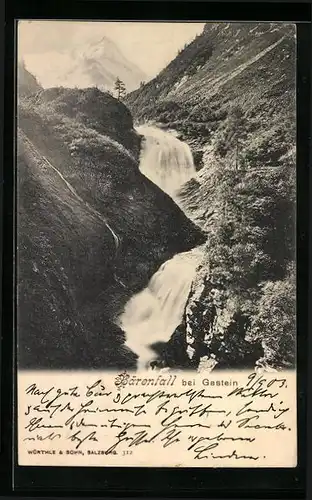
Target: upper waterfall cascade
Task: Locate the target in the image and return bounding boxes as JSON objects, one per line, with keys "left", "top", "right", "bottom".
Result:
{"left": 136, "top": 125, "right": 196, "bottom": 198}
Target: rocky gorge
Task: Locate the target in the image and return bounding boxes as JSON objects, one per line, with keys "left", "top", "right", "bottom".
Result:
{"left": 17, "top": 21, "right": 296, "bottom": 372}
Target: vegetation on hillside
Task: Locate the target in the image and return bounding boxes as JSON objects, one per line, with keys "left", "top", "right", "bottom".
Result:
{"left": 175, "top": 113, "right": 296, "bottom": 370}
{"left": 23, "top": 87, "right": 140, "bottom": 153}
{"left": 126, "top": 22, "right": 296, "bottom": 371}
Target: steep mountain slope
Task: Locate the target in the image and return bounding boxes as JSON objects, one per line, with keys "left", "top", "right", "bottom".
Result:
{"left": 23, "top": 36, "right": 147, "bottom": 93}
{"left": 17, "top": 60, "right": 42, "bottom": 97}
{"left": 126, "top": 22, "right": 295, "bottom": 160}
{"left": 125, "top": 22, "right": 296, "bottom": 371}
{"left": 126, "top": 23, "right": 295, "bottom": 123}
{"left": 17, "top": 87, "right": 205, "bottom": 369}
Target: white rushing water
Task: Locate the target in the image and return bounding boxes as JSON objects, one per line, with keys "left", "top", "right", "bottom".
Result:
{"left": 118, "top": 125, "right": 202, "bottom": 370}
{"left": 136, "top": 125, "right": 196, "bottom": 198}
{"left": 119, "top": 249, "right": 203, "bottom": 370}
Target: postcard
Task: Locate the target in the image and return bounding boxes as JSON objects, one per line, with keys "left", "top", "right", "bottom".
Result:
{"left": 16, "top": 20, "right": 297, "bottom": 467}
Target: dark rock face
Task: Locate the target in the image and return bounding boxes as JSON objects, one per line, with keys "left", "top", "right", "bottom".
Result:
{"left": 18, "top": 150, "right": 134, "bottom": 370}
{"left": 149, "top": 326, "right": 194, "bottom": 371}
{"left": 17, "top": 88, "right": 206, "bottom": 370}
{"left": 18, "top": 61, "right": 42, "bottom": 98}
{"left": 180, "top": 276, "right": 264, "bottom": 371}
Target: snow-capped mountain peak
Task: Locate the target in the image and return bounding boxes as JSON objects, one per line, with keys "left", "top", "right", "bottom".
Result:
{"left": 23, "top": 35, "right": 147, "bottom": 93}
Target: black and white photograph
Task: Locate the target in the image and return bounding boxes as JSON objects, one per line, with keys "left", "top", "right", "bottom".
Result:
{"left": 17, "top": 20, "right": 296, "bottom": 374}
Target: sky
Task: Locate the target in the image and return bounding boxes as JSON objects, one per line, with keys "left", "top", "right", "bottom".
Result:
{"left": 18, "top": 21, "right": 205, "bottom": 79}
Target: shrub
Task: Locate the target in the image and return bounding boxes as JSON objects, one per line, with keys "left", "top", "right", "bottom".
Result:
{"left": 249, "top": 275, "right": 296, "bottom": 369}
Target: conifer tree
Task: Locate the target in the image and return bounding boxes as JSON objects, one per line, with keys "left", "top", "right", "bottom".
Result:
{"left": 114, "top": 77, "right": 126, "bottom": 100}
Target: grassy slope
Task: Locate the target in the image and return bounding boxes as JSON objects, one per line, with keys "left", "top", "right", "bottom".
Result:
{"left": 126, "top": 23, "right": 295, "bottom": 149}
{"left": 18, "top": 136, "right": 134, "bottom": 369}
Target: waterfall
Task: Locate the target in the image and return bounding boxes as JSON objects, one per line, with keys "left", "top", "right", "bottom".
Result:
{"left": 118, "top": 125, "right": 203, "bottom": 370}
{"left": 136, "top": 125, "right": 196, "bottom": 197}
{"left": 119, "top": 249, "right": 203, "bottom": 370}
